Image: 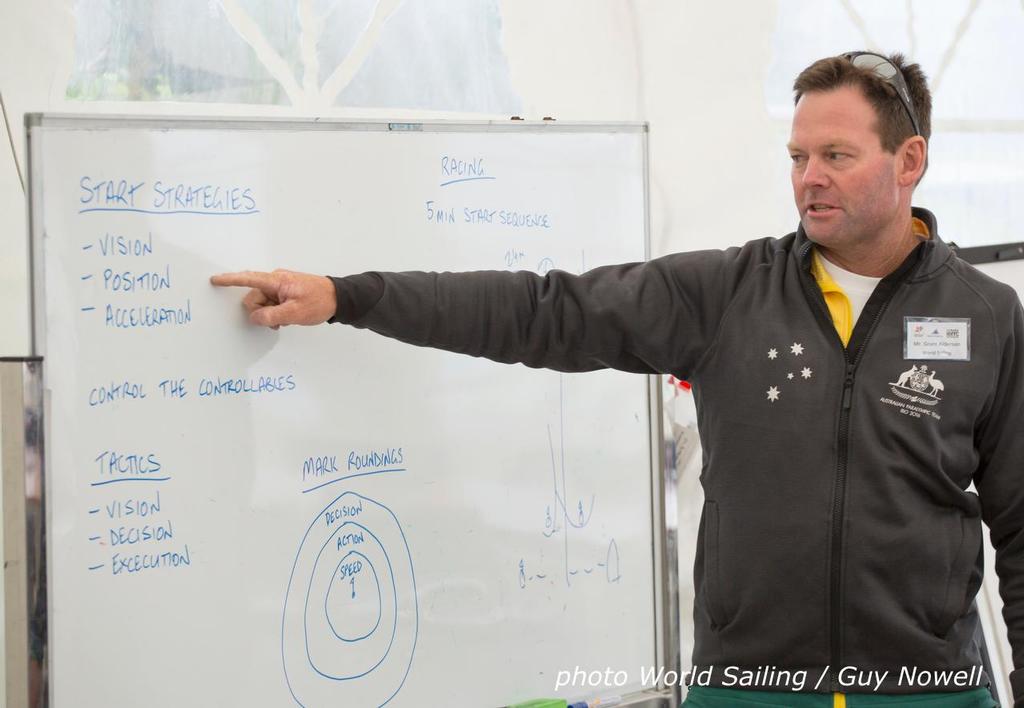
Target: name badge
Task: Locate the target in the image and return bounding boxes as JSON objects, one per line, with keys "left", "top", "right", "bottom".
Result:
{"left": 904, "top": 317, "right": 971, "bottom": 361}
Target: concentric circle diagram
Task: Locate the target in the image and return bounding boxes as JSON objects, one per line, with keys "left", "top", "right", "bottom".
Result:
{"left": 282, "top": 491, "right": 418, "bottom": 707}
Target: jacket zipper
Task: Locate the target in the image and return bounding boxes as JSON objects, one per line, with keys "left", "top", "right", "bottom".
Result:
{"left": 795, "top": 240, "right": 918, "bottom": 691}
{"left": 831, "top": 363, "right": 854, "bottom": 691}
{"left": 828, "top": 318, "right": 888, "bottom": 690}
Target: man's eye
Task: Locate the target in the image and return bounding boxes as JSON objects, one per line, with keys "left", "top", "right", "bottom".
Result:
{"left": 828, "top": 152, "right": 846, "bottom": 160}
{"left": 790, "top": 154, "right": 805, "bottom": 164}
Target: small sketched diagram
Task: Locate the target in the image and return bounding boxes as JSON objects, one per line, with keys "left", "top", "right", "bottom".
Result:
{"left": 282, "top": 491, "right": 418, "bottom": 707}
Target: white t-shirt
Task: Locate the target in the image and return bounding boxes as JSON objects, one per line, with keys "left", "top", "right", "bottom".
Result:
{"left": 817, "top": 253, "right": 883, "bottom": 327}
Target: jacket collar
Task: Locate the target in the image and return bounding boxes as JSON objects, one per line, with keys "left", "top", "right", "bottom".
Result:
{"left": 794, "top": 206, "right": 952, "bottom": 282}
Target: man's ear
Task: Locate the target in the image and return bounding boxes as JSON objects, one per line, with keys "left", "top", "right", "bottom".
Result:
{"left": 898, "top": 136, "right": 927, "bottom": 187}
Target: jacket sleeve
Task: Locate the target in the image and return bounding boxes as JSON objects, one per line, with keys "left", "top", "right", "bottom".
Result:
{"left": 973, "top": 297, "right": 1024, "bottom": 707}
{"left": 327, "top": 240, "right": 773, "bottom": 378}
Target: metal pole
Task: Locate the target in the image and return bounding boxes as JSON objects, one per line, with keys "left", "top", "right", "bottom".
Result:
{"left": 1, "top": 357, "right": 47, "bottom": 707}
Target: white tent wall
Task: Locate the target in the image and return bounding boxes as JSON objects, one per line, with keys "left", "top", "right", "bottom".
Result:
{"left": 1, "top": 2, "right": 1022, "bottom": 706}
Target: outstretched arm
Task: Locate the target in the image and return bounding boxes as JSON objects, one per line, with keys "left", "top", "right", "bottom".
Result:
{"left": 211, "top": 239, "right": 774, "bottom": 377}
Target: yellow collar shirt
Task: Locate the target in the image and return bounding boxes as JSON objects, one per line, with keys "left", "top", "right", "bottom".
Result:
{"left": 809, "top": 217, "right": 932, "bottom": 347}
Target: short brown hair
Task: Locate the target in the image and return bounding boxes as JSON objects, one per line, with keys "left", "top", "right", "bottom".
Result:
{"left": 793, "top": 52, "right": 932, "bottom": 180}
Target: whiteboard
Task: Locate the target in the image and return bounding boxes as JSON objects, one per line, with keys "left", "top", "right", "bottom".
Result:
{"left": 26, "top": 116, "right": 668, "bottom": 707}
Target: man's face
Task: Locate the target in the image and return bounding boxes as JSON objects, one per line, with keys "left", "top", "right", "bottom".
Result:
{"left": 788, "top": 85, "right": 902, "bottom": 250}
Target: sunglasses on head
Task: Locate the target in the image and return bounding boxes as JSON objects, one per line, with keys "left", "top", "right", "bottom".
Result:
{"left": 842, "top": 51, "right": 922, "bottom": 138}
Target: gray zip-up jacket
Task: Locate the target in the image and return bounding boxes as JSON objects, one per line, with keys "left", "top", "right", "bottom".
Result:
{"left": 329, "top": 207, "right": 1024, "bottom": 704}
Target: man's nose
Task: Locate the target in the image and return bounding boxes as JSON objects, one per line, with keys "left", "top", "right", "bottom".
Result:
{"left": 801, "top": 156, "right": 831, "bottom": 188}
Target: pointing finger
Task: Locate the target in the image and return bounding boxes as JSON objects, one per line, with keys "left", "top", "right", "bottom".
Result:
{"left": 210, "top": 271, "right": 279, "bottom": 293}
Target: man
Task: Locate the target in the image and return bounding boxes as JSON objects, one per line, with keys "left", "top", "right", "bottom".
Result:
{"left": 212, "top": 53, "right": 1022, "bottom": 708}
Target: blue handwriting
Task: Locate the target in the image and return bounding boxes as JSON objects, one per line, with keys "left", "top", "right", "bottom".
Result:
{"left": 88, "top": 380, "right": 146, "bottom": 407}
{"left": 104, "top": 300, "right": 192, "bottom": 328}
{"left": 197, "top": 374, "right": 296, "bottom": 397}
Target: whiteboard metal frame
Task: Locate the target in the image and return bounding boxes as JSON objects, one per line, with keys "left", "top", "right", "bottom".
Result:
{"left": 21, "top": 114, "right": 677, "bottom": 707}
{"left": 953, "top": 242, "right": 1024, "bottom": 265}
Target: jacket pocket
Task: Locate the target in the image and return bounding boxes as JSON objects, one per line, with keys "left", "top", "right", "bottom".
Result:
{"left": 934, "top": 516, "right": 982, "bottom": 637}
{"left": 703, "top": 500, "right": 730, "bottom": 629}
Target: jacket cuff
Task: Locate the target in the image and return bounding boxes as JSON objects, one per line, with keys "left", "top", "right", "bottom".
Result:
{"left": 327, "top": 273, "right": 385, "bottom": 324}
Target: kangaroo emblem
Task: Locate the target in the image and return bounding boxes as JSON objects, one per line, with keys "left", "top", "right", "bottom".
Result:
{"left": 893, "top": 365, "right": 917, "bottom": 388}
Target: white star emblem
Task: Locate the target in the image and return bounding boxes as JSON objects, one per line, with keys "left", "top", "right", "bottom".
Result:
{"left": 767, "top": 348, "right": 778, "bottom": 360}
{"left": 790, "top": 342, "right": 804, "bottom": 356}
{"left": 787, "top": 372, "right": 794, "bottom": 380}
{"left": 801, "top": 367, "right": 813, "bottom": 379}
{"left": 766, "top": 386, "right": 780, "bottom": 402}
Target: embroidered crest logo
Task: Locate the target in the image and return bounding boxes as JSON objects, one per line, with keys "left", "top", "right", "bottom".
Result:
{"left": 889, "top": 364, "right": 944, "bottom": 405}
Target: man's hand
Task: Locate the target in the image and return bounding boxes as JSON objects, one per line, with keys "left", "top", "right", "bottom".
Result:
{"left": 209, "top": 269, "right": 337, "bottom": 328}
